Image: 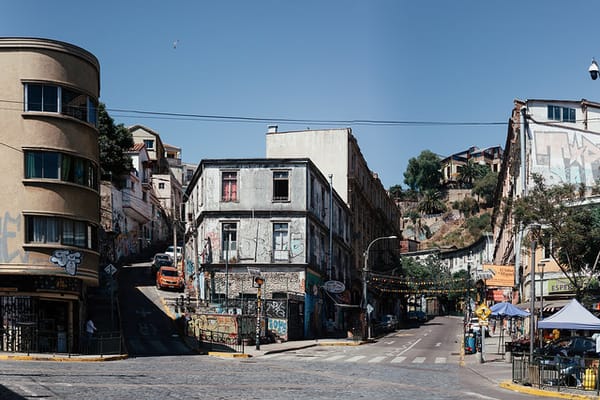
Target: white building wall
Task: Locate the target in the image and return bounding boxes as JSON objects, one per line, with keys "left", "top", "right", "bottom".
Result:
{"left": 266, "top": 129, "right": 349, "bottom": 204}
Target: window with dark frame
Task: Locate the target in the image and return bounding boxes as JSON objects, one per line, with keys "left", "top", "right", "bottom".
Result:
{"left": 24, "top": 83, "right": 97, "bottom": 126}
{"left": 273, "top": 171, "right": 289, "bottom": 201}
{"left": 26, "top": 215, "right": 98, "bottom": 251}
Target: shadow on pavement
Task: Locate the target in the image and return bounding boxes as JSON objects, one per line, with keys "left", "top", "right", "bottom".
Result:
{"left": 0, "top": 385, "right": 27, "bottom": 400}
{"left": 118, "top": 263, "right": 194, "bottom": 357}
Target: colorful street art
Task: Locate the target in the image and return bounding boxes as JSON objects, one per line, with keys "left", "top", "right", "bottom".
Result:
{"left": 532, "top": 129, "right": 600, "bottom": 188}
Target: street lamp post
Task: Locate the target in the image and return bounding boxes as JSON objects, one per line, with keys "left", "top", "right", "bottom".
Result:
{"left": 254, "top": 276, "right": 264, "bottom": 350}
{"left": 363, "top": 235, "right": 398, "bottom": 340}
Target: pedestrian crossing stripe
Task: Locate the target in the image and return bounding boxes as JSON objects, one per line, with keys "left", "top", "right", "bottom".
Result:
{"left": 260, "top": 353, "right": 455, "bottom": 365}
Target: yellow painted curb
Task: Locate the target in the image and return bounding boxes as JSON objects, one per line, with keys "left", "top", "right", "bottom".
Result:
{"left": 208, "top": 351, "right": 250, "bottom": 358}
{"left": 499, "top": 381, "right": 598, "bottom": 400}
{"left": 0, "top": 354, "right": 129, "bottom": 362}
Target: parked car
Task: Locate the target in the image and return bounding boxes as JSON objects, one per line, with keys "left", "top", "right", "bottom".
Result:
{"left": 165, "top": 245, "right": 182, "bottom": 261}
{"left": 151, "top": 253, "right": 172, "bottom": 274}
{"left": 156, "top": 266, "right": 184, "bottom": 291}
{"left": 381, "top": 314, "right": 399, "bottom": 331}
{"left": 535, "top": 336, "right": 597, "bottom": 358}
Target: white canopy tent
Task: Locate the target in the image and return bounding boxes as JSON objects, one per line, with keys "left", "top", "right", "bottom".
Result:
{"left": 538, "top": 299, "right": 600, "bottom": 331}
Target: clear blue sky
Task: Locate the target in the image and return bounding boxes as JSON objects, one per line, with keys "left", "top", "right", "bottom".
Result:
{"left": 4, "top": 1, "right": 600, "bottom": 189}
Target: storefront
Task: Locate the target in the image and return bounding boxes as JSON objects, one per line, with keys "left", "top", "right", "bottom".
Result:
{"left": 0, "top": 276, "right": 83, "bottom": 353}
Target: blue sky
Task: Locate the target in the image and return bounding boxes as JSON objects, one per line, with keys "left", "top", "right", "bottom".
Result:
{"left": 4, "top": 1, "right": 600, "bottom": 189}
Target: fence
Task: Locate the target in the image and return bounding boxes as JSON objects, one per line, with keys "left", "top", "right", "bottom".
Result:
{"left": 82, "top": 331, "right": 124, "bottom": 356}
{"left": 512, "top": 352, "right": 600, "bottom": 395}
{"left": 195, "top": 328, "right": 246, "bottom": 353}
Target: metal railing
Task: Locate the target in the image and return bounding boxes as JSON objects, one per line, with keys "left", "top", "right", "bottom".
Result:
{"left": 81, "top": 331, "right": 123, "bottom": 356}
{"left": 512, "top": 352, "right": 600, "bottom": 395}
{"left": 195, "top": 328, "right": 246, "bottom": 353}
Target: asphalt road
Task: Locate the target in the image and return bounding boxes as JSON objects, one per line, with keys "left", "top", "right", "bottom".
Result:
{"left": 0, "top": 262, "right": 568, "bottom": 399}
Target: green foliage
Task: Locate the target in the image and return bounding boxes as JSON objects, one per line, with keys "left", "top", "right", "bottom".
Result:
{"left": 452, "top": 197, "right": 479, "bottom": 217}
{"left": 458, "top": 160, "right": 489, "bottom": 188}
{"left": 403, "top": 150, "right": 443, "bottom": 191}
{"left": 418, "top": 189, "right": 447, "bottom": 215}
{"left": 465, "top": 213, "right": 491, "bottom": 237}
{"left": 472, "top": 171, "right": 498, "bottom": 207}
{"left": 401, "top": 255, "right": 450, "bottom": 283}
{"left": 512, "top": 174, "right": 600, "bottom": 299}
{"left": 389, "top": 184, "right": 403, "bottom": 199}
{"left": 98, "top": 103, "right": 134, "bottom": 183}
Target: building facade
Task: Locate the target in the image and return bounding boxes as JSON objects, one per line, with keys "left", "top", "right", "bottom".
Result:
{"left": 184, "top": 158, "right": 353, "bottom": 339}
{"left": 265, "top": 127, "right": 401, "bottom": 329}
{"left": 492, "top": 99, "right": 600, "bottom": 305}
{"left": 0, "top": 38, "right": 101, "bottom": 353}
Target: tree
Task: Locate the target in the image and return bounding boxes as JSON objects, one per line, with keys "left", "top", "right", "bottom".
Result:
{"left": 472, "top": 170, "right": 498, "bottom": 207}
{"left": 418, "top": 189, "right": 447, "bottom": 215}
{"left": 98, "top": 102, "right": 133, "bottom": 182}
{"left": 458, "top": 160, "right": 489, "bottom": 189}
{"left": 512, "top": 174, "right": 600, "bottom": 301}
{"left": 403, "top": 150, "right": 443, "bottom": 192}
{"left": 388, "top": 184, "right": 403, "bottom": 200}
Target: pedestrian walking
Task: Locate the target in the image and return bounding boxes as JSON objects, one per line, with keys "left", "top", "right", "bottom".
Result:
{"left": 84, "top": 317, "right": 97, "bottom": 353}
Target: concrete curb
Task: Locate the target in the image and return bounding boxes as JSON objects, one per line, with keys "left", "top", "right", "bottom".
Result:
{"left": 499, "top": 381, "right": 599, "bottom": 400}
{"left": 207, "top": 351, "right": 251, "bottom": 358}
{"left": 0, "top": 353, "right": 129, "bottom": 362}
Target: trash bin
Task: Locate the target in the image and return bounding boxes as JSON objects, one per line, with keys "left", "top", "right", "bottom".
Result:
{"left": 465, "top": 335, "right": 476, "bottom": 354}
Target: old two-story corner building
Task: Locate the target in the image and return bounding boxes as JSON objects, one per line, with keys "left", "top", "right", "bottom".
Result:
{"left": 0, "top": 38, "right": 101, "bottom": 353}
{"left": 183, "top": 158, "right": 353, "bottom": 340}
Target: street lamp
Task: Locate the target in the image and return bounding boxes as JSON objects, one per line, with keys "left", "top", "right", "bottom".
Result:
{"left": 363, "top": 235, "right": 398, "bottom": 340}
{"left": 254, "top": 276, "right": 264, "bottom": 350}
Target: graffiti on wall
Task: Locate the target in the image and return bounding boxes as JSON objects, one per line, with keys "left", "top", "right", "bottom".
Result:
{"left": 533, "top": 129, "right": 600, "bottom": 187}
{"left": 0, "top": 212, "right": 29, "bottom": 263}
{"left": 49, "top": 250, "right": 83, "bottom": 276}
{"left": 268, "top": 318, "right": 288, "bottom": 339}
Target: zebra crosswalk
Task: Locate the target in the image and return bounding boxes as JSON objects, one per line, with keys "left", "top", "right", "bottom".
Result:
{"left": 259, "top": 352, "right": 453, "bottom": 365}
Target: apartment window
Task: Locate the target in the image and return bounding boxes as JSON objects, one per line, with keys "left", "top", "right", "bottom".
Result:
{"left": 24, "top": 83, "right": 97, "bottom": 126}
{"left": 222, "top": 222, "right": 237, "bottom": 253}
{"left": 273, "top": 223, "right": 289, "bottom": 261}
{"left": 547, "top": 105, "right": 576, "bottom": 123}
{"left": 273, "top": 171, "right": 289, "bottom": 201}
{"left": 143, "top": 140, "right": 154, "bottom": 150}
{"left": 222, "top": 171, "right": 238, "bottom": 202}
{"left": 158, "top": 182, "right": 165, "bottom": 189}
{"left": 25, "top": 150, "right": 98, "bottom": 190}
{"left": 26, "top": 215, "right": 98, "bottom": 250}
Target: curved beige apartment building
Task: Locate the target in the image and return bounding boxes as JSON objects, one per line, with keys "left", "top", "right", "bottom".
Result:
{"left": 0, "top": 38, "right": 100, "bottom": 353}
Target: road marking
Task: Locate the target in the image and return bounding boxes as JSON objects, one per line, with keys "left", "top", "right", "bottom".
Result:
{"left": 323, "top": 355, "right": 345, "bottom": 361}
{"left": 346, "top": 355, "right": 366, "bottom": 362}
{"left": 397, "top": 338, "right": 421, "bottom": 355}
{"left": 391, "top": 356, "right": 406, "bottom": 363}
{"left": 412, "top": 357, "right": 426, "bottom": 363}
{"left": 384, "top": 340, "right": 395, "bottom": 345}
{"left": 368, "top": 356, "right": 386, "bottom": 363}
{"left": 435, "top": 357, "right": 446, "bottom": 364}
{"left": 435, "top": 342, "right": 441, "bottom": 347}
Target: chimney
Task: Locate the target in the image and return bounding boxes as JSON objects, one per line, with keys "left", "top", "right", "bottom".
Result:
{"left": 268, "top": 125, "right": 278, "bottom": 133}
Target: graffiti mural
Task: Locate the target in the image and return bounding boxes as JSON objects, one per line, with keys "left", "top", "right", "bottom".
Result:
{"left": 49, "top": 250, "right": 83, "bottom": 276}
{"left": 0, "top": 212, "right": 28, "bottom": 263}
{"left": 268, "top": 318, "right": 288, "bottom": 339}
{"left": 532, "top": 129, "right": 600, "bottom": 187}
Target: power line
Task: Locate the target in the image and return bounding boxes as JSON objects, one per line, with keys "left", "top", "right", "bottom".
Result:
{"left": 0, "top": 98, "right": 508, "bottom": 127}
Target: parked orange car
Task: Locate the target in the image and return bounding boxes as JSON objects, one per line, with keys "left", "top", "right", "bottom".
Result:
{"left": 156, "top": 266, "right": 184, "bottom": 291}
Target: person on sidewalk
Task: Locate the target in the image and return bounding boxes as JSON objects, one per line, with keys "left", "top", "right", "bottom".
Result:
{"left": 84, "top": 318, "right": 97, "bottom": 353}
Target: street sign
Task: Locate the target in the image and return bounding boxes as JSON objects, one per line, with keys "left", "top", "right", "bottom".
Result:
{"left": 367, "top": 304, "right": 374, "bottom": 315}
{"left": 323, "top": 280, "right": 345, "bottom": 294}
{"left": 475, "top": 303, "right": 492, "bottom": 320}
{"left": 104, "top": 264, "right": 117, "bottom": 276}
